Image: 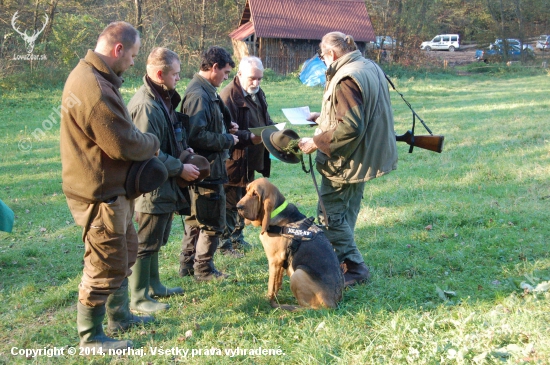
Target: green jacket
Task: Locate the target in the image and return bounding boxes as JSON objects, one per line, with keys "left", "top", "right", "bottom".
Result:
{"left": 180, "top": 74, "right": 235, "bottom": 184}
{"left": 60, "top": 50, "right": 160, "bottom": 203}
{"left": 313, "top": 50, "right": 398, "bottom": 183}
{"left": 128, "top": 76, "right": 189, "bottom": 214}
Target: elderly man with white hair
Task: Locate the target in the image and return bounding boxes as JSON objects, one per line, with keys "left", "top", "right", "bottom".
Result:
{"left": 218, "top": 56, "right": 275, "bottom": 256}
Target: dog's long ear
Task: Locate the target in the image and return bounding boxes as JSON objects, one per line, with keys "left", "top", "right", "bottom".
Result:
{"left": 253, "top": 181, "right": 273, "bottom": 234}
{"left": 261, "top": 195, "right": 274, "bottom": 234}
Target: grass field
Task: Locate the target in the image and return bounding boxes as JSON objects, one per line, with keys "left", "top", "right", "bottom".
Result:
{"left": 1, "top": 68, "right": 549, "bottom": 364}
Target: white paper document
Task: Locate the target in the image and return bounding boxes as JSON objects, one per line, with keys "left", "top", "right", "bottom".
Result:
{"left": 248, "top": 122, "right": 286, "bottom": 136}
{"left": 281, "top": 106, "right": 316, "bottom": 125}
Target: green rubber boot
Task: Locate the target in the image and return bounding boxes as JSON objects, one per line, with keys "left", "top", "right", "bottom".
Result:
{"left": 149, "top": 251, "right": 184, "bottom": 298}
{"left": 106, "top": 278, "right": 154, "bottom": 334}
{"left": 77, "top": 302, "right": 132, "bottom": 350}
{"left": 128, "top": 256, "right": 170, "bottom": 313}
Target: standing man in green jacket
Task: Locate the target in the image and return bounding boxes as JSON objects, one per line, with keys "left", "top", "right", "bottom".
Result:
{"left": 179, "top": 46, "right": 239, "bottom": 281}
{"left": 128, "top": 47, "right": 200, "bottom": 314}
{"left": 60, "top": 21, "right": 158, "bottom": 350}
{"left": 299, "top": 32, "right": 398, "bottom": 287}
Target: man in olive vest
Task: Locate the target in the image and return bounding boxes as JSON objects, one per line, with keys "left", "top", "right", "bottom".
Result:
{"left": 299, "top": 31, "right": 398, "bottom": 287}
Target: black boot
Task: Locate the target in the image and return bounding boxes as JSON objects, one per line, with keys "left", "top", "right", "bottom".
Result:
{"left": 194, "top": 233, "right": 228, "bottom": 282}
{"left": 77, "top": 302, "right": 132, "bottom": 350}
{"left": 128, "top": 256, "right": 170, "bottom": 313}
{"left": 149, "top": 252, "right": 184, "bottom": 297}
{"left": 179, "top": 225, "right": 199, "bottom": 277}
{"left": 342, "top": 259, "right": 371, "bottom": 287}
{"left": 106, "top": 278, "right": 154, "bottom": 333}
{"left": 218, "top": 239, "right": 244, "bottom": 258}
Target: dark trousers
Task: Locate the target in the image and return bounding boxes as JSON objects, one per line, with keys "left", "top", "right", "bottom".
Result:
{"left": 181, "top": 184, "right": 225, "bottom": 273}
{"left": 136, "top": 212, "right": 173, "bottom": 259}
{"left": 220, "top": 185, "right": 245, "bottom": 249}
{"left": 318, "top": 176, "right": 365, "bottom": 264}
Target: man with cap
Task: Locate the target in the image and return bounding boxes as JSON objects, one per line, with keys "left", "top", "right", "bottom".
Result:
{"left": 218, "top": 56, "right": 274, "bottom": 257}
{"left": 128, "top": 47, "right": 200, "bottom": 314}
{"left": 178, "top": 46, "right": 239, "bottom": 281}
{"left": 60, "top": 21, "right": 160, "bottom": 350}
{"left": 298, "top": 31, "right": 398, "bottom": 287}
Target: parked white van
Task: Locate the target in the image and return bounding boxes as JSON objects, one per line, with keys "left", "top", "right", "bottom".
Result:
{"left": 421, "top": 34, "right": 460, "bottom": 52}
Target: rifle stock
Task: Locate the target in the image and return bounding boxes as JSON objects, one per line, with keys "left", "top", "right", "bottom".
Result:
{"left": 395, "top": 130, "right": 445, "bottom": 153}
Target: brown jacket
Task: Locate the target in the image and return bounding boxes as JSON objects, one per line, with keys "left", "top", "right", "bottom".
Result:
{"left": 60, "top": 50, "right": 160, "bottom": 203}
{"left": 219, "top": 76, "right": 273, "bottom": 186}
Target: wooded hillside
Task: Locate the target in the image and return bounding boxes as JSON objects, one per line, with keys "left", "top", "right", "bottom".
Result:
{"left": 1, "top": 0, "right": 548, "bottom": 79}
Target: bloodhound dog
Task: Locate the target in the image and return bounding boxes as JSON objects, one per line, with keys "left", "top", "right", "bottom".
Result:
{"left": 236, "top": 178, "right": 344, "bottom": 310}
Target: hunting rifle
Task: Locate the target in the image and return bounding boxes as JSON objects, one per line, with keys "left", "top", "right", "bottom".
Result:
{"left": 395, "top": 130, "right": 445, "bottom": 153}
{"left": 382, "top": 70, "right": 445, "bottom": 154}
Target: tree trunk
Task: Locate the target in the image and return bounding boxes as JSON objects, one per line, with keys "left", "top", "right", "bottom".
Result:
{"left": 199, "top": 0, "right": 206, "bottom": 52}
{"left": 135, "top": 0, "right": 143, "bottom": 35}
{"left": 41, "top": 0, "right": 58, "bottom": 52}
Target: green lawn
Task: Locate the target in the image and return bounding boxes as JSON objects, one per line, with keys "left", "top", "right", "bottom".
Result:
{"left": 1, "top": 69, "right": 549, "bottom": 364}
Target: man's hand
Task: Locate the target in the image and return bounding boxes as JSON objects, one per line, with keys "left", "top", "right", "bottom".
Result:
{"left": 250, "top": 133, "right": 262, "bottom": 145}
{"left": 232, "top": 134, "right": 239, "bottom": 144}
{"left": 229, "top": 121, "right": 239, "bottom": 134}
{"left": 180, "top": 163, "right": 200, "bottom": 181}
{"left": 186, "top": 147, "right": 194, "bottom": 153}
{"left": 307, "top": 112, "right": 321, "bottom": 123}
{"left": 298, "top": 137, "right": 318, "bottom": 154}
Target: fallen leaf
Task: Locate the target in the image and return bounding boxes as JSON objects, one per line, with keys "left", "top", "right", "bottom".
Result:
{"left": 520, "top": 282, "right": 534, "bottom": 292}
{"left": 39, "top": 228, "right": 46, "bottom": 232}
{"left": 435, "top": 285, "right": 447, "bottom": 301}
{"left": 425, "top": 224, "right": 433, "bottom": 231}
{"left": 185, "top": 330, "right": 193, "bottom": 339}
{"left": 315, "top": 321, "right": 326, "bottom": 332}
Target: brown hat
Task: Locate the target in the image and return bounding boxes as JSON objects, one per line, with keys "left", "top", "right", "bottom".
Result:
{"left": 125, "top": 157, "right": 168, "bottom": 200}
{"left": 261, "top": 129, "right": 302, "bottom": 164}
{"left": 176, "top": 150, "right": 211, "bottom": 188}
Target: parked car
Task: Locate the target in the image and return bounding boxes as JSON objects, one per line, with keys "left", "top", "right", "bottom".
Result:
{"left": 491, "top": 38, "right": 534, "bottom": 52}
{"left": 475, "top": 44, "right": 534, "bottom": 62}
{"left": 536, "top": 35, "right": 550, "bottom": 50}
{"left": 371, "top": 35, "right": 397, "bottom": 49}
{"left": 420, "top": 34, "right": 460, "bottom": 51}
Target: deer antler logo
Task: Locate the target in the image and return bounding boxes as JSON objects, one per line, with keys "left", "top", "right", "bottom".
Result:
{"left": 11, "top": 11, "right": 49, "bottom": 54}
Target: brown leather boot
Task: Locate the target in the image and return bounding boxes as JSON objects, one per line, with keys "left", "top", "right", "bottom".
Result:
{"left": 342, "top": 259, "right": 371, "bottom": 287}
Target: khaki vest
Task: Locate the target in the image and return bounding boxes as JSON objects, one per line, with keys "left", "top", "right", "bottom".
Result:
{"left": 316, "top": 51, "right": 397, "bottom": 183}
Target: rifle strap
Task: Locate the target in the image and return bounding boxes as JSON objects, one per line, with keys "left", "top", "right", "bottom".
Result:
{"left": 383, "top": 73, "right": 434, "bottom": 137}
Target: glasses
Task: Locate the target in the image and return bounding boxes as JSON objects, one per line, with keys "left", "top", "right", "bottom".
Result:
{"left": 317, "top": 49, "right": 325, "bottom": 61}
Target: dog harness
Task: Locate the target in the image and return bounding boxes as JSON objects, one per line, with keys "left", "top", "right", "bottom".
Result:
{"left": 267, "top": 217, "right": 321, "bottom": 269}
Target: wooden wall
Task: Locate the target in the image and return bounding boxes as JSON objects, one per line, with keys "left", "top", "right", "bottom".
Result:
{"left": 232, "top": 37, "right": 367, "bottom": 75}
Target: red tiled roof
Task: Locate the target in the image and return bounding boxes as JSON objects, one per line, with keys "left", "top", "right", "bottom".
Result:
{"left": 229, "top": 21, "right": 255, "bottom": 41}
{"left": 231, "top": 0, "right": 375, "bottom": 42}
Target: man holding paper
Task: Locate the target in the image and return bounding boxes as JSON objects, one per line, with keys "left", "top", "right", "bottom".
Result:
{"left": 299, "top": 32, "right": 398, "bottom": 287}
{"left": 219, "top": 56, "right": 275, "bottom": 255}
